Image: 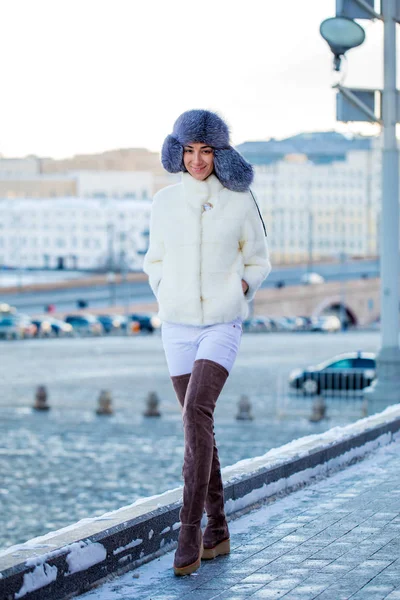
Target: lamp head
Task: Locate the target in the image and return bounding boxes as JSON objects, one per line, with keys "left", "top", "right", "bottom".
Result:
{"left": 320, "top": 16, "right": 366, "bottom": 71}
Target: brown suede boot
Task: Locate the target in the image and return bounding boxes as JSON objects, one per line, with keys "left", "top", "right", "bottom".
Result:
{"left": 202, "top": 447, "right": 230, "bottom": 560}
{"left": 172, "top": 359, "right": 228, "bottom": 576}
{"left": 171, "top": 370, "right": 230, "bottom": 562}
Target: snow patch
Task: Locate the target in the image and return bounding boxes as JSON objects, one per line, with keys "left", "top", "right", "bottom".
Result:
{"left": 225, "top": 432, "right": 393, "bottom": 516}
{"left": 113, "top": 539, "right": 143, "bottom": 555}
{"left": 65, "top": 541, "right": 107, "bottom": 575}
{"left": 160, "top": 526, "right": 170, "bottom": 535}
{"left": 148, "top": 529, "right": 154, "bottom": 540}
{"left": 172, "top": 522, "right": 180, "bottom": 531}
{"left": 15, "top": 563, "right": 57, "bottom": 598}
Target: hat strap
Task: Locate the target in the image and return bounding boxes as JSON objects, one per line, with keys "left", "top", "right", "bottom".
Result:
{"left": 249, "top": 189, "right": 267, "bottom": 237}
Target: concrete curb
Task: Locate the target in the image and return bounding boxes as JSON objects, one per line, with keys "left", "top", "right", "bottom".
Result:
{"left": 1, "top": 405, "right": 400, "bottom": 600}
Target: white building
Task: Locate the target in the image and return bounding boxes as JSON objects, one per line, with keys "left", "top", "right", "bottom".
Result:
{"left": 0, "top": 197, "right": 151, "bottom": 271}
{"left": 242, "top": 134, "right": 381, "bottom": 263}
{"left": 0, "top": 157, "right": 40, "bottom": 177}
{"left": 72, "top": 170, "right": 154, "bottom": 199}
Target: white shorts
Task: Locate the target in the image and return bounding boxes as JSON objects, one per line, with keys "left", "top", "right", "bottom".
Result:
{"left": 161, "top": 318, "right": 243, "bottom": 377}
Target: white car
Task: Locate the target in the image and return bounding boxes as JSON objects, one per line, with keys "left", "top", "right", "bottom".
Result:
{"left": 300, "top": 272, "right": 325, "bottom": 285}
{"left": 311, "top": 315, "right": 341, "bottom": 333}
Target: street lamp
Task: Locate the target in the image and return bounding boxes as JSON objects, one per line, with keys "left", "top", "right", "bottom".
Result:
{"left": 320, "top": 0, "right": 400, "bottom": 410}
{"left": 320, "top": 16, "right": 366, "bottom": 71}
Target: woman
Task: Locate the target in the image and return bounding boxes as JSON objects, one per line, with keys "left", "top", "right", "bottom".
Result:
{"left": 143, "top": 109, "right": 271, "bottom": 576}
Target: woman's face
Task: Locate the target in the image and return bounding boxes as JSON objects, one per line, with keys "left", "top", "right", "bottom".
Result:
{"left": 183, "top": 142, "right": 214, "bottom": 181}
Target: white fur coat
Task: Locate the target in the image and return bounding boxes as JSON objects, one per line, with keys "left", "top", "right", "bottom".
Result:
{"left": 143, "top": 173, "right": 271, "bottom": 326}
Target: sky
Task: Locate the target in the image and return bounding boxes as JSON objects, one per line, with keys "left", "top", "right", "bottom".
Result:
{"left": 0, "top": 0, "right": 388, "bottom": 159}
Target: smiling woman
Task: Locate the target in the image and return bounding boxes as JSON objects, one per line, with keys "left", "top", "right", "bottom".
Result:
{"left": 183, "top": 144, "right": 214, "bottom": 180}
{"left": 143, "top": 108, "right": 271, "bottom": 576}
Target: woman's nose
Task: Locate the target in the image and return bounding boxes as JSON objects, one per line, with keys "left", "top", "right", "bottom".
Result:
{"left": 192, "top": 152, "right": 203, "bottom": 165}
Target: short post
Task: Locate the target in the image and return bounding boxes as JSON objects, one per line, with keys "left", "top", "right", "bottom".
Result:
{"left": 96, "top": 390, "right": 114, "bottom": 415}
{"left": 236, "top": 395, "right": 253, "bottom": 421}
{"left": 143, "top": 392, "right": 161, "bottom": 417}
{"left": 33, "top": 385, "right": 50, "bottom": 411}
{"left": 309, "top": 395, "right": 327, "bottom": 423}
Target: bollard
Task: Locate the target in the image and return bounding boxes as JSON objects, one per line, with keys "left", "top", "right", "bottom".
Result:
{"left": 143, "top": 392, "right": 161, "bottom": 417}
{"left": 33, "top": 385, "right": 50, "bottom": 411}
{"left": 236, "top": 395, "right": 253, "bottom": 421}
{"left": 361, "top": 397, "right": 368, "bottom": 418}
{"left": 309, "top": 396, "right": 327, "bottom": 422}
{"left": 96, "top": 390, "right": 114, "bottom": 415}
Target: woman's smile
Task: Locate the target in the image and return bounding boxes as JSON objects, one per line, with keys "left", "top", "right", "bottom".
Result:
{"left": 183, "top": 143, "right": 214, "bottom": 180}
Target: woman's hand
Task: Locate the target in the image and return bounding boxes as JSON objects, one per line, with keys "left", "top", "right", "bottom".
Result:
{"left": 241, "top": 279, "right": 249, "bottom": 295}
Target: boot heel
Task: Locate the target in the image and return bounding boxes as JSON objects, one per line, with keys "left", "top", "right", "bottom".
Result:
{"left": 173, "top": 556, "right": 201, "bottom": 576}
{"left": 202, "top": 538, "right": 230, "bottom": 560}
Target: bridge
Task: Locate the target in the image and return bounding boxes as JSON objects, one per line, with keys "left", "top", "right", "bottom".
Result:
{"left": 254, "top": 277, "right": 380, "bottom": 326}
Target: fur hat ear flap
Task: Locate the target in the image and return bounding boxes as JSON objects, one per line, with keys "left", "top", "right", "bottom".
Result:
{"left": 213, "top": 147, "right": 254, "bottom": 192}
{"left": 161, "top": 135, "right": 184, "bottom": 173}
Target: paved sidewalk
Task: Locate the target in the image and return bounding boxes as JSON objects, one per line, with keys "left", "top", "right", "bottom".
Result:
{"left": 82, "top": 439, "right": 400, "bottom": 600}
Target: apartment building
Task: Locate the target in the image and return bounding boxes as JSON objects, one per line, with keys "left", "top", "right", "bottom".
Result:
{"left": 0, "top": 197, "right": 151, "bottom": 271}
{"left": 239, "top": 132, "right": 380, "bottom": 263}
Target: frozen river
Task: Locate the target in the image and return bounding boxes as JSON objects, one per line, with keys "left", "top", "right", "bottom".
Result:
{"left": 0, "top": 330, "right": 379, "bottom": 550}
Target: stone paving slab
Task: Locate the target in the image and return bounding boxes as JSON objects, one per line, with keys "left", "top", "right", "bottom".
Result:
{"left": 80, "top": 438, "right": 400, "bottom": 600}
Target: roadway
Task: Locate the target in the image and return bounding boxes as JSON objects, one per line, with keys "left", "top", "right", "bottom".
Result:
{"left": 1, "top": 259, "right": 379, "bottom": 315}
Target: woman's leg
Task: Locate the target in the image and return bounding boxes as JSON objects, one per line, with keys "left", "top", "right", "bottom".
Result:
{"left": 162, "top": 320, "right": 242, "bottom": 573}
{"left": 196, "top": 319, "right": 242, "bottom": 559}
{"left": 175, "top": 357, "right": 229, "bottom": 575}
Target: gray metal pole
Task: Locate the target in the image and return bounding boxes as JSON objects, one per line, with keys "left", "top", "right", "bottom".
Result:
{"left": 365, "top": 0, "right": 400, "bottom": 409}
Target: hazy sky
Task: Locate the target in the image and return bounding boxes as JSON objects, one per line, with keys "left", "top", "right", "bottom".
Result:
{"left": 0, "top": 0, "right": 387, "bottom": 159}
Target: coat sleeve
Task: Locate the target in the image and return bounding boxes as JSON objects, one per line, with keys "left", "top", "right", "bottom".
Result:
{"left": 240, "top": 193, "right": 271, "bottom": 302}
{"left": 142, "top": 197, "right": 165, "bottom": 298}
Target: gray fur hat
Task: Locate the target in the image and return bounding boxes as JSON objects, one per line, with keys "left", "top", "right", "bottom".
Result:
{"left": 161, "top": 109, "right": 254, "bottom": 192}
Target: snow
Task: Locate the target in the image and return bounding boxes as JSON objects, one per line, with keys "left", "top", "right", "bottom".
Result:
{"left": 113, "top": 539, "right": 143, "bottom": 555}
{"left": 224, "top": 431, "right": 397, "bottom": 516}
{"left": 78, "top": 438, "right": 400, "bottom": 599}
{"left": 3, "top": 405, "right": 400, "bottom": 600}
{"left": 160, "top": 526, "right": 170, "bottom": 535}
{"left": 1, "top": 404, "right": 399, "bottom": 564}
{"left": 10, "top": 541, "right": 106, "bottom": 598}
{"left": 222, "top": 403, "right": 400, "bottom": 481}
{"left": 65, "top": 541, "right": 107, "bottom": 575}
{"left": 15, "top": 563, "right": 57, "bottom": 599}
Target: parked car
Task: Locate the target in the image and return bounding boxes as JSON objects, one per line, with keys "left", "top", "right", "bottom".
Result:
{"left": 288, "top": 351, "right": 376, "bottom": 395}
{"left": 128, "top": 313, "right": 161, "bottom": 333}
{"left": 64, "top": 314, "right": 103, "bottom": 336}
{"left": 0, "top": 314, "right": 36, "bottom": 339}
{"left": 311, "top": 315, "right": 341, "bottom": 333}
{"left": 273, "top": 317, "right": 297, "bottom": 332}
{"left": 32, "top": 317, "right": 73, "bottom": 338}
{"left": 242, "top": 317, "right": 272, "bottom": 333}
{"left": 96, "top": 314, "right": 128, "bottom": 334}
{"left": 0, "top": 315, "right": 25, "bottom": 339}
{"left": 300, "top": 272, "right": 325, "bottom": 285}
{"left": 296, "top": 316, "right": 313, "bottom": 331}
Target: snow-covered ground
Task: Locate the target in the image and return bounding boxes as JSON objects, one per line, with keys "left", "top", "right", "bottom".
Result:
{"left": 0, "top": 332, "right": 380, "bottom": 550}
{"left": 78, "top": 438, "right": 400, "bottom": 600}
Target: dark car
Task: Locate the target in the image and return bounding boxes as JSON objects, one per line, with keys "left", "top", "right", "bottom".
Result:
{"left": 32, "top": 317, "right": 74, "bottom": 338}
{"left": 128, "top": 313, "right": 160, "bottom": 333}
{"left": 242, "top": 317, "right": 273, "bottom": 333}
{"left": 288, "top": 351, "right": 376, "bottom": 395}
{"left": 64, "top": 314, "right": 103, "bottom": 336}
{"left": 96, "top": 314, "right": 128, "bottom": 334}
{"left": 0, "top": 314, "right": 37, "bottom": 340}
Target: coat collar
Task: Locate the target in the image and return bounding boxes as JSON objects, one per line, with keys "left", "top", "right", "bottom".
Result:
{"left": 182, "top": 172, "right": 224, "bottom": 209}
